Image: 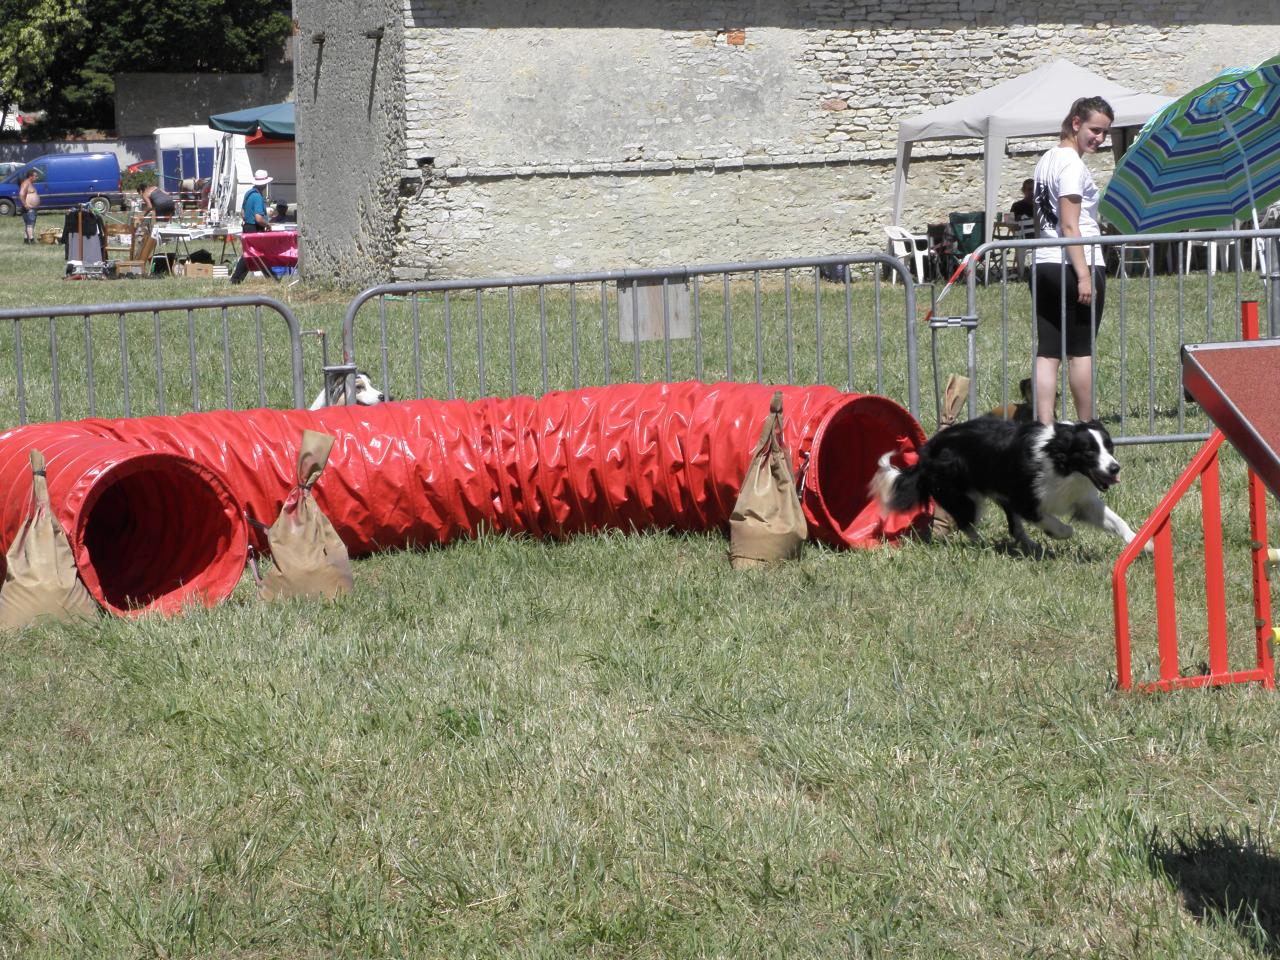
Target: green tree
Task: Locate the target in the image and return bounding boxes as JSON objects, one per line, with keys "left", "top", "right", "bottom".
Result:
{"left": 26, "top": 0, "right": 292, "bottom": 133}
{"left": 0, "top": 0, "right": 88, "bottom": 129}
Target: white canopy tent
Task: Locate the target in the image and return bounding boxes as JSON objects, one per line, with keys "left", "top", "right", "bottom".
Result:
{"left": 892, "top": 60, "right": 1172, "bottom": 242}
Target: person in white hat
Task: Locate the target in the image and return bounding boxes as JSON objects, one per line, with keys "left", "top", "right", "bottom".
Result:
{"left": 241, "top": 169, "right": 273, "bottom": 233}
{"left": 231, "top": 169, "right": 274, "bottom": 283}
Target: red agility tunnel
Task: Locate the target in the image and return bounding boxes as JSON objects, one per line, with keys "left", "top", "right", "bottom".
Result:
{"left": 0, "top": 431, "right": 247, "bottom": 616}
{"left": 0, "top": 382, "right": 927, "bottom": 616}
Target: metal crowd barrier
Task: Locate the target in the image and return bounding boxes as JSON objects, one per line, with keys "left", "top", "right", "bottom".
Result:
{"left": 341, "top": 254, "right": 923, "bottom": 418}
{"left": 0, "top": 296, "right": 306, "bottom": 427}
{"left": 10, "top": 234, "right": 1274, "bottom": 447}
{"left": 948, "top": 228, "right": 1280, "bottom": 444}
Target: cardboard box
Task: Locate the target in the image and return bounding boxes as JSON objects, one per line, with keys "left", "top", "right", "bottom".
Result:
{"left": 184, "top": 261, "right": 215, "bottom": 278}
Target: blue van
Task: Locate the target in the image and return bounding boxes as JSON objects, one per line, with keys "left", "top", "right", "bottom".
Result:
{"left": 0, "top": 153, "right": 122, "bottom": 216}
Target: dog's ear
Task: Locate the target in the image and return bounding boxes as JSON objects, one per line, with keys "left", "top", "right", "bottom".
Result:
{"left": 1018, "top": 378, "right": 1033, "bottom": 402}
{"left": 1043, "top": 422, "right": 1075, "bottom": 473}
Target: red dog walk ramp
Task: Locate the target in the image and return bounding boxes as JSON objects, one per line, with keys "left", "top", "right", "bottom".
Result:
{"left": 0, "top": 382, "right": 928, "bottom": 617}
{"left": 1113, "top": 301, "right": 1276, "bottom": 692}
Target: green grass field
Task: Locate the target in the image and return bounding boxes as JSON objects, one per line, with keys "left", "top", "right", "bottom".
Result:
{"left": 3, "top": 212, "right": 1280, "bottom": 958}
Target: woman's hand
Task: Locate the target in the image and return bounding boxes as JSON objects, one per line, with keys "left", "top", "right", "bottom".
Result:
{"left": 1060, "top": 194, "right": 1093, "bottom": 303}
{"left": 1076, "top": 272, "right": 1093, "bottom": 305}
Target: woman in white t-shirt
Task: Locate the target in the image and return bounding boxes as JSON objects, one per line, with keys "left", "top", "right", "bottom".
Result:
{"left": 1030, "top": 96, "right": 1114, "bottom": 424}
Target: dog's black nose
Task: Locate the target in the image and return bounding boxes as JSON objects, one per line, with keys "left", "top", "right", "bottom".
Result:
{"left": 1108, "top": 462, "right": 1120, "bottom": 476}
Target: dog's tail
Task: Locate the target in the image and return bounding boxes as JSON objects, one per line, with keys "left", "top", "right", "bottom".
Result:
{"left": 869, "top": 450, "right": 932, "bottom": 514}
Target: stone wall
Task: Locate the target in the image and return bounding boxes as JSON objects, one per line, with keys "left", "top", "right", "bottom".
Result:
{"left": 0, "top": 137, "right": 152, "bottom": 168}
{"left": 294, "top": 0, "right": 406, "bottom": 286}
{"left": 296, "top": 0, "right": 1280, "bottom": 283}
{"left": 114, "top": 48, "right": 293, "bottom": 138}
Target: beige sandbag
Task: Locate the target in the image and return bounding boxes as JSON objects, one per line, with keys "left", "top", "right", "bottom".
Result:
{"left": 729, "top": 391, "right": 808, "bottom": 570}
{"left": 0, "top": 451, "right": 100, "bottom": 630}
{"left": 939, "top": 373, "right": 970, "bottom": 429}
{"left": 259, "top": 430, "right": 354, "bottom": 601}
{"left": 931, "top": 374, "right": 971, "bottom": 538}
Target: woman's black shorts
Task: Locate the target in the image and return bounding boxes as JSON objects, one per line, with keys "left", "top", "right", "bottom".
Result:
{"left": 1031, "top": 262, "right": 1106, "bottom": 359}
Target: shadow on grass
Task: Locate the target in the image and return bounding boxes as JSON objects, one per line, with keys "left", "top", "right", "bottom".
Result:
{"left": 922, "top": 531, "right": 1113, "bottom": 563}
{"left": 1150, "top": 826, "right": 1280, "bottom": 956}
{"left": 988, "top": 538, "right": 1113, "bottom": 562}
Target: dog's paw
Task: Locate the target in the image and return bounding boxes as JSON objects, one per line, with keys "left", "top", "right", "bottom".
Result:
{"left": 1122, "top": 538, "right": 1155, "bottom": 557}
{"left": 1023, "top": 542, "right": 1048, "bottom": 560}
{"left": 1007, "top": 538, "right": 1047, "bottom": 559}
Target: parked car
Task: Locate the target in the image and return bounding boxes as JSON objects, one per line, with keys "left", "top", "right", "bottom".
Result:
{"left": 126, "top": 158, "right": 156, "bottom": 174}
{"left": 0, "top": 152, "right": 122, "bottom": 216}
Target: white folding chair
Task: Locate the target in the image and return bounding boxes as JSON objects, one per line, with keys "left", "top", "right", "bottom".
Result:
{"left": 1116, "top": 243, "right": 1152, "bottom": 278}
{"left": 884, "top": 225, "right": 930, "bottom": 284}
{"left": 1184, "top": 234, "right": 1225, "bottom": 276}
{"left": 1222, "top": 220, "right": 1266, "bottom": 274}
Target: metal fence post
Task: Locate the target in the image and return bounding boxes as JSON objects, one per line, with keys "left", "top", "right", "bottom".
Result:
{"left": 341, "top": 255, "right": 922, "bottom": 420}
{"left": 0, "top": 295, "right": 306, "bottom": 427}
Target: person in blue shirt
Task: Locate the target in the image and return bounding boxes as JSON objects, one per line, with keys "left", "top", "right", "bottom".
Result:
{"left": 231, "top": 170, "right": 273, "bottom": 283}
{"left": 242, "top": 169, "right": 271, "bottom": 231}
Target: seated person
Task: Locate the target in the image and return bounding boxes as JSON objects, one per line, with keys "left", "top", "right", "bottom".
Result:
{"left": 272, "top": 202, "right": 295, "bottom": 223}
{"left": 138, "top": 183, "right": 176, "bottom": 218}
{"left": 1010, "top": 178, "right": 1034, "bottom": 222}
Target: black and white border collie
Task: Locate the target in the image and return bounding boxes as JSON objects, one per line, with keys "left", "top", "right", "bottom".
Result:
{"left": 870, "top": 417, "right": 1149, "bottom": 557}
{"left": 309, "top": 371, "right": 387, "bottom": 411}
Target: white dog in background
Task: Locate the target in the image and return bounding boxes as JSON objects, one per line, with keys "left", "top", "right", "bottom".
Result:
{"left": 309, "top": 371, "right": 387, "bottom": 410}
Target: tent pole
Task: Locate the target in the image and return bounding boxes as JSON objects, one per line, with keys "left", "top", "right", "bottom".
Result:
{"left": 983, "top": 133, "right": 1005, "bottom": 245}
{"left": 892, "top": 139, "right": 912, "bottom": 226}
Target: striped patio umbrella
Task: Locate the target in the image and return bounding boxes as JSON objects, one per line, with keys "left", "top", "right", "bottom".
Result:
{"left": 1100, "top": 54, "right": 1280, "bottom": 234}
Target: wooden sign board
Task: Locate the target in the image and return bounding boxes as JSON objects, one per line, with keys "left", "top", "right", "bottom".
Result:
{"left": 618, "top": 277, "right": 692, "bottom": 343}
